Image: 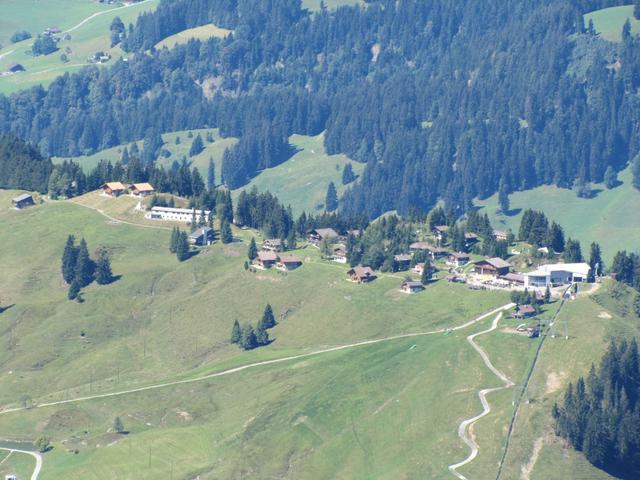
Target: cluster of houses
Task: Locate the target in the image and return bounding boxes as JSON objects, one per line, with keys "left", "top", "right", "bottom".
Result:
{"left": 101, "top": 182, "right": 155, "bottom": 197}
{"left": 253, "top": 239, "right": 303, "bottom": 272}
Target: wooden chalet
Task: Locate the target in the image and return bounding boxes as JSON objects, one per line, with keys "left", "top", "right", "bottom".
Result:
{"left": 254, "top": 250, "right": 278, "bottom": 269}
{"left": 129, "top": 182, "right": 155, "bottom": 197}
{"left": 413, "top": 262, "right": 425, "bottom": 275}
{"left": 494, "top": 230, "right": 508, "bottom": 242}
{"left": 308, "top": 228, "right": 339, "bottom": 244}
{"left": 447, "top": 252, "right": 470, "bottom": 267}
{"left": 333, "top": 247, "right": 348, "bottom": 264}
{"left": 262, "top": 238, "right": 283, "bottom": 252}
{"left": 277, "top": 254, "right": 303, "bottom": 271}
{"left": 500, "top": 273, "right": 525, "bottom": 286}
{"left": 473, "top": 257, "right": 510, "bottom": 277}
{"left": 401, "top": 281, "right": 425, "bottom": 294}
{"left": 394, "top": 254, "right": 412, "bottom": 271}
{"left": 513, "top": 304, "right": 536, "bottom": 319}
{"left": 101, "top": 181, "right": 126, "bottom": 197}
{"left": 464, "top": 232, "right": 479, "bottom": 247}
{"left": 347, "top": 266, "right": 376, "bottom": 283}
{"left": 12, "top": 193, "right": 34, "bottom": 209}
{"left": 432, "top": 225, "right": 449, "bottom": 240}
{"left": 409, "top": 242, "right": 447, "bottom": 259}
{"left": 7, "top": 63, "right": 25, "bottom": 73}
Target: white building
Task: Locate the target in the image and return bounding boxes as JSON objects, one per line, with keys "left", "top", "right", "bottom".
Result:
{"left": 524, "top": 263, "right": 591, "bottom": 289}
{"left": 145, "top": 206, "right": 211, "bottom": 223}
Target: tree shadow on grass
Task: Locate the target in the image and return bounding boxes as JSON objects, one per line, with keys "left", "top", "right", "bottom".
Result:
{"left": 0, "top": 304, "right": 15, "bottom": 314}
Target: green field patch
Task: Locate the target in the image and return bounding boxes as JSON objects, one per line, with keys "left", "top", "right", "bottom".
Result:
{"left": 235, "top": 133, "right": 364, "bottom": 214}
{"left": 155, "top": 24, "right": 232, "bottom": 49}
{"left": 476, "top": 167, "right": 640, "bottom": 264}
{"left": 584, "top": 5, "right": 640, "bottom": 42}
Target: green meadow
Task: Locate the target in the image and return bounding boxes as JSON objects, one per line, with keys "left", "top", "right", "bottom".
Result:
{"left": 476, "top": 167, "right": 640, "bottom": 264}
{"left": 0, "top": 0, "right": 158, "bottom": 94}
{"left": 584, "top": 5, "right": 640, "bottom": 42}
{"left": 0, "top": 187, "right": 629, "bottom": 478}
{"left": 155, "top": 24, "right": 232, "bottom": 49}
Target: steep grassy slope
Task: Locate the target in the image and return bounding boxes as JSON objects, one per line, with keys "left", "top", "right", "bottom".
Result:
{"left": 0, "top": 0, "right": 158, "bottom": 94}
{"left": 476, "top": 167, "right": 640, "bottom": 264}
{"left": 584, "top": 5, "right": 640, "bottom": 42}
{"left": 0, "top": 188, "right": 524, "bottom": 479}
{"left": 235, "top": 133, "right": 364, "bottom": 215}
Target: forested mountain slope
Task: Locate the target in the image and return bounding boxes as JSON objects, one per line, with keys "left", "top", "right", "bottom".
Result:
{"left": 1, "top": 0, "right": 639, "bottom": 218}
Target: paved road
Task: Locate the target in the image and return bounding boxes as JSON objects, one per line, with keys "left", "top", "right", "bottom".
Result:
{"left": 0, "top": 447, "right": 42, "bottom": 480}
{"left": 0, "top": 304, "right": 514, "bottom": 416}
{"left": 448, "top": 311, "right": 515, "bottom": 480}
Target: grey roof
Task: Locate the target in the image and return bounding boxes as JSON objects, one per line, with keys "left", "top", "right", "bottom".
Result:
{"left": 189, "top": 227, "right": 213, "bottom": 238}
{"left": 13, "top": 193, "right": 33, "bottom": 202}
{"left": 485, "top": 257, "right": 510, "bottom": 269}
{"left": 402, "top": 281, "right": 424, "bottom": 288}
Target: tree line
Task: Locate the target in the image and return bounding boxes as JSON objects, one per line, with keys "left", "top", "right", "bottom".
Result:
{"left": 2, "top": 1, "right": 640, "bottom": 218}
{"left": 553, "top": 339, "right": 640, "bottom": 479}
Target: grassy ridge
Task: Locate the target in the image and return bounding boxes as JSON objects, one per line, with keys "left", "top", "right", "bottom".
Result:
{"left": 476, "top": 167, "right": 640, "bottom": 264}
{"left": 584, "top": 5, "right": 640, "bottom": 42}
{"left": 155, "top": 24, "right": 232, "bottom": 49}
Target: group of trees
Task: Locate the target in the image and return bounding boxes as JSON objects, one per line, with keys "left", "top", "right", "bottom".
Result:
{"left": 0, "top": 135, "right": 52, "bottom": 192}
{"left": 230, "top": 304, "right": 277, "bottom": 350}
{"left": 61, "top": 236, "right": 113, "bottom": 300}
{"left": 169, "top": 227, "right": 191, "bottom": 261}
{"left": 553, "top": 339, "right": 640, "bottom": 478}
{"left": 31, "top": 35, "right": 57, "bottom": 56}
{"left": 1, "top": 0, "right": 638, "bottom": 218}
{"left": 610, "top": 251, "right": 640, "bottom": 291}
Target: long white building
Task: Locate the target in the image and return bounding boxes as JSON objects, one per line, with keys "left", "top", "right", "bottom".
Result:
{"left": 523, "top": 263, "right": 591, "bottom": 288}
{"left": 145, "top": 206, "right": 211, "bottom": 223}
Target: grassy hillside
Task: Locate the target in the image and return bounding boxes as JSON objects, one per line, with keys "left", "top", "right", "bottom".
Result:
{"left": 55, "top": 128, "right": 237, "bottom": 184}
{"left": 155, "top": 24, "right": 232, "bottom": 49}
{"left": 584, "top": 5, "right": 640, "bottom": 42}
{"left": 0, "top": 187, "right": 629, "bottom": 478}
{"left": 476, "top": 167, "right": 640, "bottom": 264}
{"left": 0, "top": 0, "right": 158, "bottom": 94}
{"left": 235, "top": 133, "right": 364, "bottom": 215}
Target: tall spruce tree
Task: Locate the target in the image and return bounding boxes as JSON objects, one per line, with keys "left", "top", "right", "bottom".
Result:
{"left": 74, "top": 238, "right": 93, "bottom": 288}
{"left": 176, "top": 230, "right": 190, "bottom": 261}
{"left": 588, "top": 242, "right": 603, "bottom": 281}
{"left": 342, "top": 163, "right": 356, "bottom": 185}
{"left": 286, "top": 229, "right": 297, "bottom": 250}
{"left": 189, "top": 134, "right": 204, "bottom": 157}
{"left": 68, "top": 280, "right": 80, "bottom": 300}
{"left": 262, "top": 304, "right": 276, "bottom": 328}
{"left": 220, "top": 219, "right": 233, "bottom": 244}
{"left": 563, "top": 238, "right": 583, "bottom": 263}
{"left": 239, "top": 324, "right": 257, "bottom": 350}
{"left": 325, "top": 182, "right": 338, "bottom": 212}
{"left": 207, "top": 158, "right": 215, "bottom": 191}
{"left": 61, "top": 235, "right": 78, "bottom": 284}
{"left": 255, "top": 322, "right": 270, "bottom": 346}
{"left": 248, "top": 237, "right": 258, "bottom": 260}
{"left": 421, "top": 261, "right": 433, "bottom": 285}
{"left": 169, "top": 226, "right": 179, "bottom": 253}
{"left": 230, "top": 319, "right": 241, "bottom": 344}
{"left": 95, "top": 250, "right": 113, "bottom": 285}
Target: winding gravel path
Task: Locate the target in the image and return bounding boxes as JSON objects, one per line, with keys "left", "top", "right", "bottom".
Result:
{"left": 448, "top": 311, "right": 515, "bottom": 480}
{"left": 62, "top": 0, "right": 156, "bottom": 35}
{"left": 0, "top": 447, "right": 42, "bottom": 480}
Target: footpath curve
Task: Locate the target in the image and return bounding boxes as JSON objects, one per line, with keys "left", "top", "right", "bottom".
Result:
{"left": 0, "top": 447, "right": 42, "bottom": 480}
{"left": 448, "top": 312, "right": 515, "bottom": 479}
{"left": 0, "top": 304, "right": 513, "bottom": 416}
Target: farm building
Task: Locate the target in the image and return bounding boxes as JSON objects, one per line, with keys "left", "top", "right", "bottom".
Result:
{"left": 464, "top": 232, "right": 480, "bottom": 247}
{"left": 101, "top": 182, "right": 126, "bottom": 197}
{"left": 394, "top": 254, "right": 412, "bottom": 271}
{"left": 129, "top": 183, "right": 155, "bottom": 197}
{"left": 262, "top": 239, "right": 283, "bottom": 252}
{"left": 7, "top": 63, "right": 25, "bottom": 73}
{"left": 277, "top": 255, "right": 303, "bottom": 271}
{"left": 473, "top": 257, "right": 510, "bottom": 277}
{"left": 333, "top": 247, "right": 348, "bottom": 264}
{"left": 12, "top": 193, "right": 34, "bottom": 209}
{"left": 523, "top": 263, "right": 591, "bottom": 288}
{"left": 401, "top": 281, "right": 425, "bottom": 294}
{"left": 308, "top": 228, "right": 339, "bottom": 244}
{"left": 188, "top": 227, "right": 214, "bottom": 246}
{"left": 500, "top": 273, "right": 525, "bottom": 287}
{"left": 413, "top": 262, "right": 425, "bottom": 275}
{"left": 255, "top": 251, "right": 278, "bottom": 269}
{"left": 494, "top": 230, "right": 508, "bottom": 241}
{"left": 513, "top": 304, "right": 536, "bottom": 319}
{"left": 347, "top": 266, "right": 376, "bottom": 283}
{"left": 447, "top": 252, "right": 470, "bottom": 267}
{"left": 145, "top": 206, "right": 211, "bottom": 223}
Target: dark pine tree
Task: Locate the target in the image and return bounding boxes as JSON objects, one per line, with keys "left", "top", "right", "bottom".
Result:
{"left": 176, "top": 230, "right": 190, "bottom": 261}
{"left": 220, "top": 218, "right": 233, "bottom": 244}
{"left": 248, "top": 237, "right": 258, "bottom": 260}
{"left": 68, "top": 280, "right": 80, "bottom": 300}
{"left": 169, "top": 226, "right": 179, "bottom": 253}
{"left": 261, "top": 304, "right": 276, "bottom": 329}
{"left": 255, "top": 322, "right": 270, "bottom": 346}
{"left": 230, "top": 319, "right": 241, "bottom": 344}
{"left": 207, "top": 158, "right": 215, "bottom": 191}
{"left": 325, "top": 182, "right": 338, "bottom": 212}
{"left": 342, "top": 163, "right": 356, "bottom": 185}
{"left": 95, "top": 250, "right": 113, "bottom": 285}
{"left": 189, "top": 134, "right": 204, "bottom": 157}
{"left": 239, "top": 324, "right": 257, "bottom": 350}
{"left": 61, "top": 235, "right": 77, "bottom": 284}
{"left": 421, "top": 261, "right": 433, "bottom": 285}
{"left": 74, "top": 238, "right": 93, "bottom": 288}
